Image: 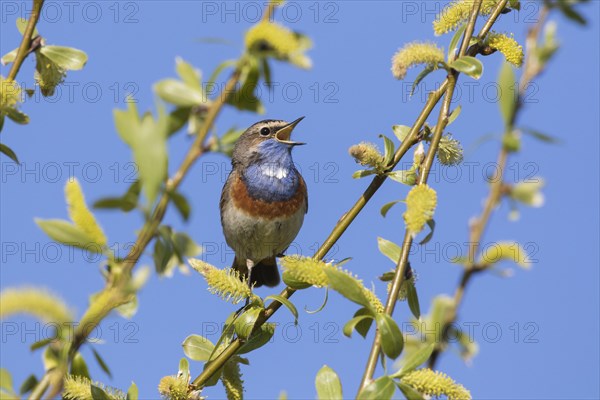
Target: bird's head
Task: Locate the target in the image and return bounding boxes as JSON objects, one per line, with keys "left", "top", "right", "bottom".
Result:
{"left": 232, "top": 117, "right": 305, "bottom": 167}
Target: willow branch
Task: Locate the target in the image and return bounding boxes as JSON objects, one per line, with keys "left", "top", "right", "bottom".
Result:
{"left": 357, "top": 0, "right": 521, "bottom": 391}
{"left": 36, "top": 6, "right": 280, "bottom": 400}
{"left": 428, "top": 4, "right": 549, "bottom": 370}
{"left": 6, "top": 0, "right": 44, "bottom": 81}
{"left": 190, "top": 70, "right": 453, "bottom": 391}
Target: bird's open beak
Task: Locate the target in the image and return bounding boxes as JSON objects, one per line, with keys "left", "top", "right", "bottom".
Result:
{"left": 275, "top": 116, "right": 306, "bottom": 146}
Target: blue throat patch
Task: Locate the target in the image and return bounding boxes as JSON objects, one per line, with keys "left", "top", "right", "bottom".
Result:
{"left": 243, "top": 139, "right": 299, "bottom": 202}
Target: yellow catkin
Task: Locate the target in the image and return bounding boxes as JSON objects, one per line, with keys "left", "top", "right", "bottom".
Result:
{"left": 280, "top": 256, "right": 384, "bottom": 313}
{"left": 433, "top": 0, "right": 501, "bottom": 36}
{"left": 438, "top": 134, "right": 464, "bottom": 165}
{"left": 280, "top": 256, "right": 329, "bottom": 287}
{"left": 63, "top": 375, "right": 126, "bottom": 400}
{"left": 0, "top": 287, "right": 73, "bottom": 324}
{"left": 222, "top": 360, "right": 244, "bottom": 400}
{"left": 189, "top": 259, "right": 252, "bottom": 304}
{"left": 158, "top": 376, "right": 188, "bottom": 400}
{"left": 488, "top": 32, "right": 524, "bottom": 66}
{"left": 65, "top": 178, "right": 107, "bottom": 247}
{"left": 246, "top": 21, "right": 299, "bottom": 55}
{"left": 245, "top": 21, "right": 312, "bottom": 69}
{"left": 404, "top": 185, "right": 437, "bottom": 235}
{"left": 391, "top": 42, "right": 445, "bottom": 80}
{"left": 401, "top": 369, "right": 471, "bottom": 400}
{"left": 479, "top": 241, "right": 531, "bottom": 268}
{"left": 0, "top": 76, "right": 21, "bottom": 109}
{"left": 348, "top": 142, "right": 384, "bottom": 169}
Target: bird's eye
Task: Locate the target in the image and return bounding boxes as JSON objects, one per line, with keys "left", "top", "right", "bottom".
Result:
{"left": 260, "top": 127, "right": 271, "bottom": 136}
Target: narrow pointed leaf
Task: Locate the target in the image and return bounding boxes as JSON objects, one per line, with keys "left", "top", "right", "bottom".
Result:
{"left": 376, "top": 313, "right": 404, "bottom": 359}
{"left": 265, "top": 294, "right": 298, "bottom": 325}
{"left": 357, "top": 376, "right": 396, "bottom": 400}
{"left": 450, "top": 56, "right": 483, "bottom": 79}
{"left": 381, "top": 201, "right": 400, "bottom": 217}
{"left": 377, "top": 237, "right": 401, "bottom": 264}
{"left": 91, "top": 348, "right": 112, "bottom": 378}
{"left": 0, "top": 143, "right": 19, "bottom": 163}
{"left": 397, "top": 344, "right": 435, "bottom": 377}
{"left": 406, "top": 281, "right": 421, "bottom": 320}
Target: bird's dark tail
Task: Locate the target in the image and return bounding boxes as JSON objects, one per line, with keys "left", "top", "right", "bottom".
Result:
{"left": 233, "top": 256, "right": 280, "bottom": 288}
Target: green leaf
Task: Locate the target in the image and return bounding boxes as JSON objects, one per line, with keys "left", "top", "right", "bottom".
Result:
{"left": 30, "top": 337, "right": 55, "bottom": 351}
{"left": 175, "top": 57, "right": 202, "bottom": 91}
{"left": 324, "top": 268, "right": 372, "bottom": 310}
{"left": 238, "top": 322, "right": 276, "bottom": 354}
{"left": 357, "top": 376, "right": 396, "bottom": 400}
{"left": 179, "top": 358, "right": 190, "bottom": 383}
{"left": 0, "top": 143, "right": 19, "bottom": 163}
{"left": 380, "top": 201, "right": 400, "bottom": 217}
{"left": 387, "top": 170, "right": 417, "bottom": 186}
{"left": 557, "top": 1, "right": 586, "bottom": 25}
{"left": 5, "top": 107, "right": 29, "bottom": 125}
{"left": 447, "top": 24, "right": 467, "bottom": 62}
{"left": 380, "top": 134, "right": 395, "bottom": 167}
{"left": 418, "top": 220, "right": 436, "bottom": 245}
{"left": 169, "top": 191, "right": 191, "bottom": 221}
{"left": 234, "top": 306, "right": 264, "bottom": 340}
{"left": 265, "top": 295, "right": 298, "bottom": 325}
{"left": 0, "top": 368, "right": 13, "bottom": 393}
{"left": 1, "top": 48, "right": 18, "bottom": 66}
{"left": 498, "top": 62, "right": 516, "bottom": 128}
{"left": 377, "top": 237, "right": 401, "bottom": 264}
{"left": 261, "top": 58, "right": 273, "bottom": 88}
{"left": 227, "top": 58, "right": 264, "bottom": 113}
{"left": 40, "top": 46, "right": 87, "bottom": 70}
{"left": 71, "top": 352, "right": 91, "bottom": 379}
{"left": 94, "top": 181, "right": 141, "bottom": 212}
{"left": 19, "top": 374, "right": 38, "bottom": 395}
{"left": 154, "top": 79, "right": 205, "bottom": 107}
{"left": 447, "top": 105, "right": 462, "bottom": 125}
{"left": 353, "top": 308, "right": 375, "bottom": 338}
{"left": 450, "top": 56, "right": 483, "bottom": 79}
{"left": 406, "top": 281, "right": 421, "bottom": 320}
{"left": 113, "top": 102, "right": 169, "bottom": 205}
{"left": 34, "top": 51, "right": 65, "bottom": 96}
{"left": 315, "top": 365, "right": 343, "bottom": 400}
{"left": 91, "top": 348, "right": 112, "bottom": 378}
{"left": 91, "top": 385, "right": 112, "bottom": 400}
{"left": 396, "top": 344, "right": 435, "bottom": 377}
{"left": 353, "top": 169, "right": 377, "bottom": 179}
{"left": 521, "top": 127, "right": 560, "bottom": 143}
{"left": 343, "top": 315, "right": 373, "bottom": 338}
{"left": 35, "top": 219, "right": 97, "bottom": 250}
{"left": 392, "top": 125, "right": 411, "bottom": 142}
{"left": 376, "top": 313, "right": 404, "bottom": 359}
{"left": 305, "top": 288, "right": 329, "bottom": 314}
{"left": 16, "top": 18, "right": 39, "bottom": 37}
{"left": 208, "top": 59, "right": 237, "bottom": 84}
{"left": 410, "top": 66, "right": 435, "bottom": 97}
{"left": 182, "top": 334, "right": 215, "bottom": 361}
{"left": 397, "top": 382, "right": 425, "bottom": 400}
{"left": 126, "top": 382, "right": 139, "bottom": 400}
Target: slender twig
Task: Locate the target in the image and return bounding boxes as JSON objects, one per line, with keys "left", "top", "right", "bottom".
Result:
{"left": 428, "top": 4, "right": 549, "bottom": 370}
{"left": 6, "top": 0, "right": 44, "bottom": 81}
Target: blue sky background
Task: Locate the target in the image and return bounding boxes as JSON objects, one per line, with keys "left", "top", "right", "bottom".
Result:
{"left": 1, "top": 1, "right": 599, "bottom": 399}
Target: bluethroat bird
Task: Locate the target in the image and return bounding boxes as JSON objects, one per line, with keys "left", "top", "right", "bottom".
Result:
{"left": 220, "top": 117, "right": 308, "bottom": 288}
